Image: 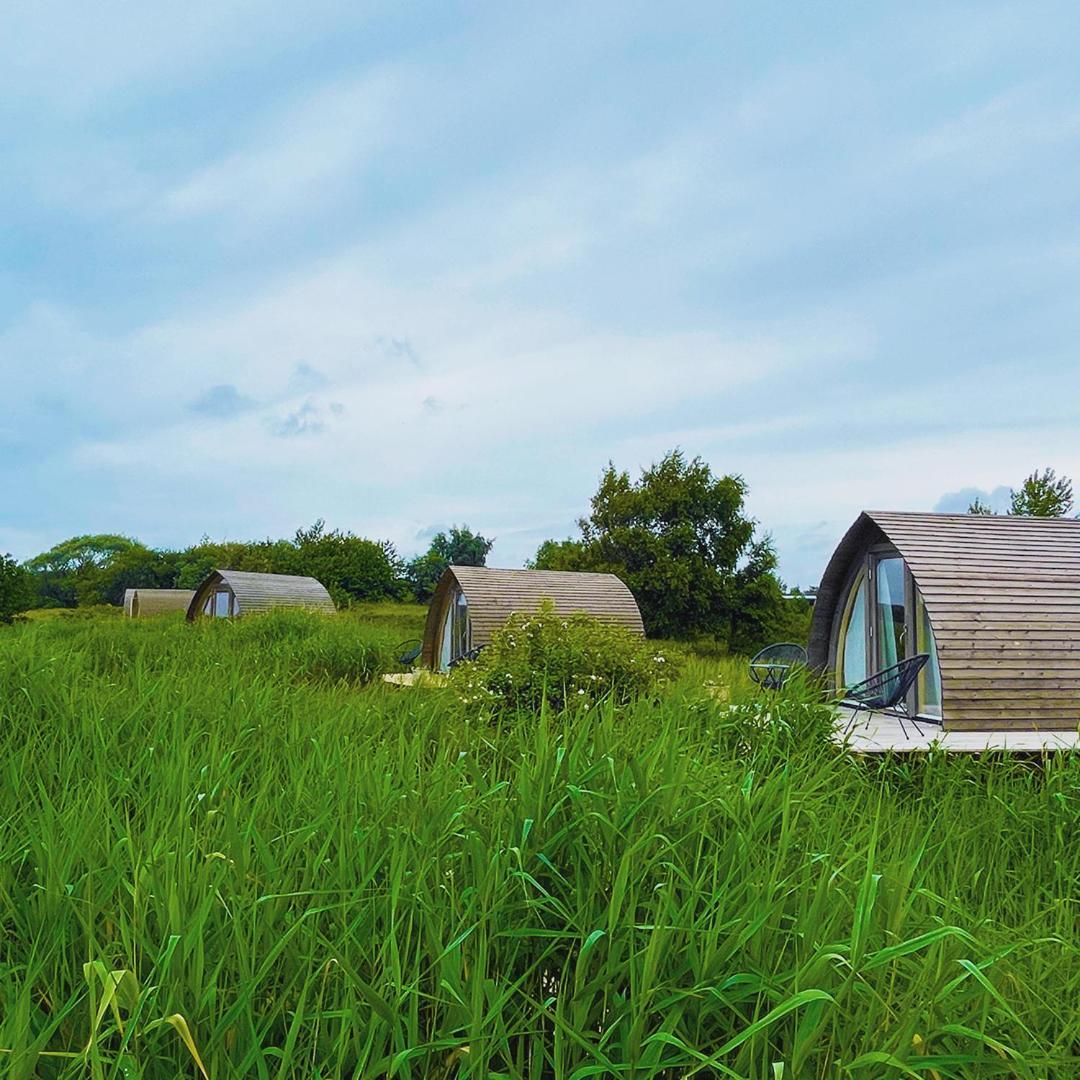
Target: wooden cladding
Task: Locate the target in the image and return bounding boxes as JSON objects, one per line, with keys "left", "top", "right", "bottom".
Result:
{"left": 186, "top": 570, "right": 336, "bottom": 620}
{"left": 421, "top": 566, "right": 645, "bottom": 669}
{"left": 126, "top": 589, "right": 195, "bottom": 617}
{"left": 810, "top": 511, "right": 1080, "bottom": 732}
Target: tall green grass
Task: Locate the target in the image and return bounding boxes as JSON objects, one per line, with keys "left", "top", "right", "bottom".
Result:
{"left": 0, "top": 612, "right": 1075, "bottom": 1077}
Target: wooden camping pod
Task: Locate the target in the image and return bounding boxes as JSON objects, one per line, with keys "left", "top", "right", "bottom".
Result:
{"left": 421, "top": 566, "right": 645, "bottom": 670}
{"left": 186, "top": 570, "right": 335, "bottom": 620}
{"left": 809, "top": 511, "right": 1080, "bottom": 731}
{"left": 127, "top": 589, "right": 195, "bottom": 617}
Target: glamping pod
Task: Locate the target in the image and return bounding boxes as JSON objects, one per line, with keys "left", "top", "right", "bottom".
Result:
{"left": 126, "top": 589, "right": 195, "bottom": 617}
{"left": 186, "top": 570, "right": 335, "bottom": 620}
{"left": 421, "top": 565, "right": 645, "bottom": 671}
{"left": 809, "top": 511, "right": 1080, "bottom": 731}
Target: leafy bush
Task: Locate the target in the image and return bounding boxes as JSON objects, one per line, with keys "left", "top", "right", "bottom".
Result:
{"left": 0, "top": 554, "right": 33, "bottom": 623}
{"left": 450, "top": 600, "right": 676, "bottom": 711}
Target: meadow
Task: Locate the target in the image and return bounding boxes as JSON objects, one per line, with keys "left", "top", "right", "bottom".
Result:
{"left": 0, "top": 609, "right": 1076, "bottom": 1078}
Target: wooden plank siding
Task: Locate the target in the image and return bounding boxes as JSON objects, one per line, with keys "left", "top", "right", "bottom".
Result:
{"left": 421, "top": 566, "right": 644, "bottom": 669}
{"left": 129, "top": 589, "right": 194, "bottom": 617}
{"left": 809, "top": 511, "right": 1080, "bottom": 732}
{"left": 186, "top": 570, "right": 335, "bottom": 619}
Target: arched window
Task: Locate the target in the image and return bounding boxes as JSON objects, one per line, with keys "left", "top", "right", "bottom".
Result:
{"left": 833, "top": 555, "right": 942, "bottom": 717}
{"left": 836, "top": 570, "right": 868, "bottom": 687}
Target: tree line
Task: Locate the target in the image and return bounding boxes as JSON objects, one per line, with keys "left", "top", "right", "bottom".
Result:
{"left": 0, "top": 520, "right": 492, "bottom": 619}
{"left": 3, "top": 454, "right": 1071, "bottom": 646}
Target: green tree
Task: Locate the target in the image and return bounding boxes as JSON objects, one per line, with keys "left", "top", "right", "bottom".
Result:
{"left": 407, "top": 525, "right": 494, "bottom": 602}
{"left": 1010, "top": 468, "right": 1073, "bottom": 516}
{"left": 0, "top": 554, "right": 32, "bottom": 622}
{"left": 25, "top": 534, "right": 140, "bottom": 607}
{"left": 531, "top": 450, "right": 788, "bottom": 650}
{"left": 967, "top": 468, "right": 1074, "bottom": 518}
{"left": 292, "top": 520, "right": 405, "bottom": 606}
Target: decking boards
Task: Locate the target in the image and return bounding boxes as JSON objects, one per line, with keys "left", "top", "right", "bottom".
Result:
{"left": 836, "top": 707, "right": 1079, "bottom": 753}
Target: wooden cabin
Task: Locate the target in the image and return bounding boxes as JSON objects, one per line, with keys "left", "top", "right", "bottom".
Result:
{"left": 125, "top": 588, "right": 195, "bottom": 617}
{"left": 421, "top": 566, "right": 645, "bottom": 671}
{"left": 186, "top": 570, "right": 335, "bottom": 620}
{"left": 810, "top": 511, "right": 1080, "bottom": 733}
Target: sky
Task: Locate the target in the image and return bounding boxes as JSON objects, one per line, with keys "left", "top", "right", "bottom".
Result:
{"left": 2, "top": 1, "right": 1079, "bottom": 588}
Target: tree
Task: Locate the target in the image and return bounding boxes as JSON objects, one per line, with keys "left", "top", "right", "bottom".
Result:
{"left": 406, "top": 525, "right": 494, "bottom": 602}
{"left": 292, "top": 520, "right": 405, "bottom": 606}
{"left": 24, "top": 534, "right": 140, "bottom": 607}
{"left": 0, "top": 554, "right": 32, "bottom": 623}
{"left": 1010, "top": 468, "right": 1073, "bottom": 517}
{"left": 967, "top": 468, "right": 1074, "bottom": 518}
{"left": 531, "top": 450, "right": 788, "bottom": 649}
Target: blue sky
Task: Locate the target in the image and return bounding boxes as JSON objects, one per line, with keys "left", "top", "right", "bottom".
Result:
{"left": 2, "top": 2, "right": 1079, "bottom": 587}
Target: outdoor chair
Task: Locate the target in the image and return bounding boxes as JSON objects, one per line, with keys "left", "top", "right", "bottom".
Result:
{"left": 749, "top": 642, "right": 808, "bottom": 690}
{"left": 839, "top": 653, "right": 931, "bottom": 738}
{"left": 396, "top": 639, "right": 423, "bottom": 669}
{"left": 448, "top": 644, "right": 486, "bottom": 669}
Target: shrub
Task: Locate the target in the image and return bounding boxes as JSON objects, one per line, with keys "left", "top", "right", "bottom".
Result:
{"left": 450, "top": 599, "right": 676, "bottom": 711}
{"left": 0, "top": 554, "right": 32, "bottom": 623}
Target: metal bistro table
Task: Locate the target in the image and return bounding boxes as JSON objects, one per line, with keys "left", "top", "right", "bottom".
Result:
{"left": 748, "top": 643, "right": 808, "bottom": 691}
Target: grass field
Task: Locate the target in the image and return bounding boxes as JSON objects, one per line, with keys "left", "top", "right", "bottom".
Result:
{"left": 0, "top": 609, "right": 1076, "bottom": 1077}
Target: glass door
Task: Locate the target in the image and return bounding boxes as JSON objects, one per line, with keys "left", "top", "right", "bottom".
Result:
{"left": 873, "top": 556, "right": 907, "bottom": 671}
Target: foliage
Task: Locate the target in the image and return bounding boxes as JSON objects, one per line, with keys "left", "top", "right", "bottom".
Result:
{"left": 449, "top": 599, "right": 676, "bottom": 711}
{"left": 406, "top": 524, "right": 493, "bottom": 602}
{"left": 25, "top": 522, "right": 406, "bottom": 610}
{"left": 532, "top": 450, "right": 791, "bottom": 651}
{"left": 0, "top": 553, "right": 32, "bottom": 622}
{"left": 968, "top": 467, "right": 1075, "bottom": 517}
{"left": 291, "top": 520, "right": 405, "bottom": 607}
{"left": 24, "top": 533, "right": 141, "bottom": 607}
{"left": 1010, "top": 467, "right": 1074, "bottom": 516}
{"left": 0, "top": 608, "right": 1074, "bottom": 1075}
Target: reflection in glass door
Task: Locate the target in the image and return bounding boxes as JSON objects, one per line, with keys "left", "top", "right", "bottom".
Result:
{"left": 874, "top": 557, "right": 907, "bottom": 670}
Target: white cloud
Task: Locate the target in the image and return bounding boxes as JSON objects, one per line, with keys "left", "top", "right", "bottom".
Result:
{"left": 162, "top": 69, "right": 405, "bottom": 220}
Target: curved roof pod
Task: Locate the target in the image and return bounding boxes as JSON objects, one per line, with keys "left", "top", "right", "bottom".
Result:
{"left": 810, "top": 511, "right": 1080, "bottom": 731}
{"left": 129, "top": 589, "right": 195, "bottom": 617}
{"left": 421, "top": 566, "right": 645, "bottom": 670}
{"left": 186, "top": 570, "right": 335, "bottom": 620}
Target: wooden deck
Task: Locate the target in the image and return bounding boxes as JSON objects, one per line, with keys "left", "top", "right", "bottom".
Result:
{"left": 836, "top": 707, "right": 1080, "bottom": 754}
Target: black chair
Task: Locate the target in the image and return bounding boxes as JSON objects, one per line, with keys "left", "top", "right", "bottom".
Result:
{"left": 840, "top": 654, "right": 930, "bottom": 738}
{"left": 749, "top": 643, "right": 808, "bottom": 690}
{"left": 448, "top": 644, "right": 486, "bottom": 669}
{"left": 396, "top": 639, "right": 423, "bottom": 669}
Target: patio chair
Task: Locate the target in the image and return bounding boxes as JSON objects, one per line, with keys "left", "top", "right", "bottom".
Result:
{"left": 448, "top": 644, "right": 486, "bottom": 669}
{"left": 749, "top": 642, "right": 808, "bottom": 690}
{"left": 840, "top": 653, "right": 930, "bottom": 738}
{"left": 396, "top": 639, "right": 423, "bottom": 669}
